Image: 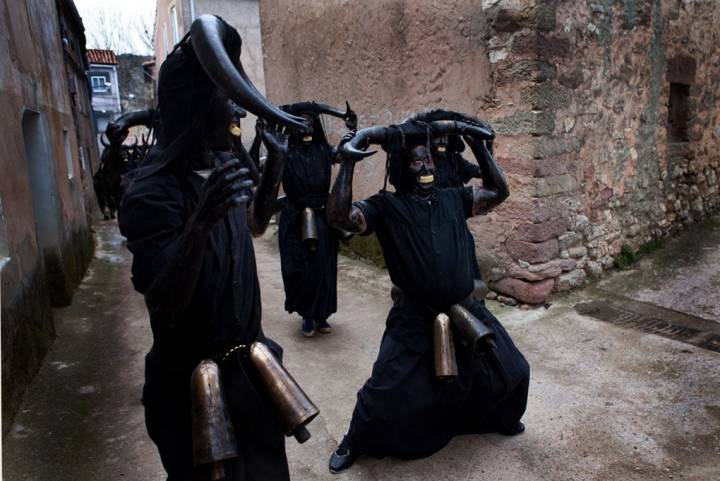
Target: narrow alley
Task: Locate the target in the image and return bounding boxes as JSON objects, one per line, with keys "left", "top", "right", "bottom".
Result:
{"left": 3, "top": 219, "right": 719, "bottom": 481}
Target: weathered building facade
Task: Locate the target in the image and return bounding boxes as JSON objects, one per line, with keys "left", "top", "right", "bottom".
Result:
{"left": 260, "top": 0, "right": 720, "bottom": 304}
{"left": 1, "top": 0, "right": 97, "bottom": 429}
{"left": 152, "top": 0, "right": 266, "bottom": 135}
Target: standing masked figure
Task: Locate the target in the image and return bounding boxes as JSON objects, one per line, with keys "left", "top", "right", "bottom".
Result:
{"left": 276, "top": 102, "right": 357, "bottom": 337}
{"left": 118, "top": 15, "right": 308, "bottom": 481}
{"left": 326, "top": 118, "right": 530, "bottom": 472}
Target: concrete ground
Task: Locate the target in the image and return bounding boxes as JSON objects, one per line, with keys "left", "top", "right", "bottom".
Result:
{"left": 3, "top": 219, "right": 720, "bottom": 481}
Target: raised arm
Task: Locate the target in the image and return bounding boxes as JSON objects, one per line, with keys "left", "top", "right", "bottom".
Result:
{"left": 248, "top": 123, "right": 288, "bottom": 236}
{"left": 464, "top": 136, "right": 509, "bottom": 216}
{"left": 327, "top": 142, "right": 367, "bottom": 234}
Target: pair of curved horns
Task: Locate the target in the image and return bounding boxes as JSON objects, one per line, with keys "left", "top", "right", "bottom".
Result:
{"left": 281, "top": 101, "right": 354, "bottom": 120}
{"left": 341, "top": 120, "right": 495, "bottom": 160}
{"left": 190, "top": 15, "right": 308, "bottom": 133}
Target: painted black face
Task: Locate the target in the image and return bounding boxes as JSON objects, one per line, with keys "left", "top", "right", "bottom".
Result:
{"left": 299, "top": 114, "right": 315, "bottom": 143}
{"left": 402, "top": 144, "right": 435, "bottom": 195}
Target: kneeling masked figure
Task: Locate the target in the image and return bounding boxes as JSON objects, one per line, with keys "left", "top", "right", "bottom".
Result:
{"left": 325, "top": 118, "right": 530, "bottom": 472}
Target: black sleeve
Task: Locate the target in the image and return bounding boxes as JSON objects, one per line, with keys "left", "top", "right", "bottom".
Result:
{"left": 459, "top": 155, "right": 483, "bottom": 184}
{"left": 461, "top": 186, "right": 475, "bottom": 219}
{"left": 118, "top": 176, "right": 188, "bottom": 294}
{"left": 354, "top": 193, "right": 385, "bottom": 235}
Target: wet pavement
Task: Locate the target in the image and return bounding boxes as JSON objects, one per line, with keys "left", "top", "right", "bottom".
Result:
{"left": 3, "top": 220, "right": 720, "bottom": 480}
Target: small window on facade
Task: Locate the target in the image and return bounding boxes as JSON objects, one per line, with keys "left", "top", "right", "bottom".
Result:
{"left": 170, "top": 5, "right": 179, "bottom": 43}
{"left": 91, "top": 75, "right": 109, "bottom": 93}
{"left": 668, "top": 83, "right": 690, "bottom": 142}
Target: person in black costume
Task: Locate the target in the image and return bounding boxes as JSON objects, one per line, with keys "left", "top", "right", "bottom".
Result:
{"left": 405, "top": 109, "right": 488, "bottom": 287}
{"left": 276, "top": 102, "right": 357, "bottom": 337}
{"left": 325, "top": 118, "right": 530, "bottom": 473}
{"left": 118, "top": 15, "right": 309, "bottom": 481}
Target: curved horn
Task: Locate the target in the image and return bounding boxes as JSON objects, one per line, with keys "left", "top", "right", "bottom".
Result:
{"left": 340, "top": 126, "right": 388, "bottom": 160}
{"left": 100, "top": 133, "right": 110, "bottom": 147}
{"left": 427, "top": 120, "right": 495, "bottom": 141}
{"left": 190, "top": 15, "right": 308, "bottom": 132}
{"left": 281, "top": 101, "right": 346, "bottom": 118}
{"left": 114, "top": 109, "right": 156, "bottom": 131}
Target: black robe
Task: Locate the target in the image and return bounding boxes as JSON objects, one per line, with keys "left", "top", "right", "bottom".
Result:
{"left": 435, "top": 150, "right": 484, "bottom": 280}
{"left": 119, "top": 165, "right": 289, "bottom": 481}
{"left": 347, "top": 188, "right": 530, "bottom": 458}
{"left": 278, "top": 141, "right": 339, "bottom": 321}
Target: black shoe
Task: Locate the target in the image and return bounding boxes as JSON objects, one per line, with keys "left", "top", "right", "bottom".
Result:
{"left": 301, "top": 318, "right": 315, "bottom": 338}
{"left": 501, "top": 421, "right": 525, "bottom": 436}
{"left": 329, "top": 435, "right": 360, "bottom": 474}
{"left": 316, "top": 318, "right": 332, "bottom": 334}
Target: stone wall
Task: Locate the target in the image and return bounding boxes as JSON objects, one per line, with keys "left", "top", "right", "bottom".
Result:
{"left": 260, "top": 0, "right": 720, "bottom": 304}
{"left": 0, "top": 0, "right": 95, "bottom": 430}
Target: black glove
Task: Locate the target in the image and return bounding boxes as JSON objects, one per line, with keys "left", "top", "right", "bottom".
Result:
{"left": 191, "top": 152, "right": 254, "bottom": 233}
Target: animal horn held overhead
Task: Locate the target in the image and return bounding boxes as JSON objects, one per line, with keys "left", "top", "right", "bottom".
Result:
{"left": 190, "top": 15, "right": 308, "bottom": 133}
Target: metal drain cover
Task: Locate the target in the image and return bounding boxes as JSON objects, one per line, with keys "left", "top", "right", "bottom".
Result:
{"left": 576, "top": 298, "right": 720, "bottom": 353}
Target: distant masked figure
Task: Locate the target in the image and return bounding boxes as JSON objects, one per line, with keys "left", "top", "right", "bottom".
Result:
{"left": 277, "top": 102, "right": 357, "bottom": 337}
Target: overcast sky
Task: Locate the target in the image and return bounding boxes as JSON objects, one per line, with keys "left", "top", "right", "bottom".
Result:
{"left": 74, "top": 0, "right": 156, "bottom": 55}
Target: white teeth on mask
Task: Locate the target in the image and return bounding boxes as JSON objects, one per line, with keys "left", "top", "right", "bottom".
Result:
{"left": 229, "top": 123, "right": 242, "bottom": 137}
{"left": 302, "top": 135, "right": 313, "bottom": 142}
{"left": 437, "top": 146, "right": 447, "bottom": 153}
{"left": 419, "top": 175, "right": 434, "bottom": 184}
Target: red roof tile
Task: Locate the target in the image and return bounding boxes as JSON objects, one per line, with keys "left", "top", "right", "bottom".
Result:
{"left": 87, "top": 49, "right": 117, "bottom": 65}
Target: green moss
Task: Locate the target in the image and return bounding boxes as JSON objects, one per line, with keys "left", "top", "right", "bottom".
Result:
{"left": 338, "top": 232, "right": 387, "bottom": 269}
{"left": 614, "top": 238, "right": 667, "bottom": 270}
{"left": 638, "top": 237, "right": 665, "bottom": 255}
{"left": 614, "top": 244, "right": 638, "bottom": 270}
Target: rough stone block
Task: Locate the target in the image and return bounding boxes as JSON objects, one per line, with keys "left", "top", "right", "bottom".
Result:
{"left": 512, "top": 33, "right": 571, "bottom": 58}
{"left": 494, "top": 111, "right": 555, "bottom": 136}
{"left": 568, "top": 245, "right": 588, "bottom": 258}
{"left": 515, "top": 218, "right": 568, "bottom": 242}
{"left": 521, "top": 83, "right": 571, "bottom": 110}
{"left": 558, "top": 231, "right": 582, "bottom": 250}
{"left": 506, "top": 238, "right": 559, "bottom": 263}
{"left": 490, "top": 277, "right": 555, "bottom": 304}
{"left": 533, "top": 174, "right": 576, "bottom": 197}
{"left": 555, "top": 269, "right": 587, "bottom": 291}
{"left": 495, "top": 60, "right": 556, "bottom": 85}
{"left": 507, "top": 258, "right": 576, "bottom": 281}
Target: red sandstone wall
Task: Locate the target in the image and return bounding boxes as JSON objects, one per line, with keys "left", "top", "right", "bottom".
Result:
{"left": 260, "top": 0, "right": 720, "bottom": 304}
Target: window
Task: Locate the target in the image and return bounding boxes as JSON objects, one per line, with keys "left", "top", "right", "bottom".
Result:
{"left": 91, "top": 75, "right": 109, "bottom": 93}
{"left": 668, "top": 83, "right": 690, "bottom": 142}
{"left": 170, "top": 5, "right": 179, "bottom": 43}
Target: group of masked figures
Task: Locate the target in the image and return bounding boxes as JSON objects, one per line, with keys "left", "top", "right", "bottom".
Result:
{"left": 117, "top": 15, "right": 530, "bottom": 481}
